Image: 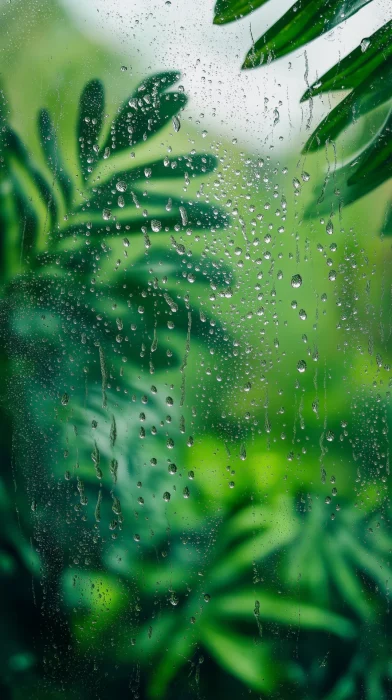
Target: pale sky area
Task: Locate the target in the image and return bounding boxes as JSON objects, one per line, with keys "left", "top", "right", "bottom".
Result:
{"left": 60, "top": 0, "right": 390, "bottom": 153}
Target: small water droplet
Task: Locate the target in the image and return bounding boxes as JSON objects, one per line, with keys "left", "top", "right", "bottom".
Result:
{"left": 151, "top": 219, "right": 162, "bottom": 232}
{"left": 291, "top": 274, "right": 302, "bottom": 288}
{"left": 172, "top": 115, "right": 181, "bottom": 132}
{"left": 361, "top": 37, "right": 370, "bottom": 52}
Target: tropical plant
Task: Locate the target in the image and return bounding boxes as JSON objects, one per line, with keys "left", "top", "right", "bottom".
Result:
{"left": 0, "top": 71, "right": 233, "bottom": 697}
{"left": 213, "top": 0, "right": 392, "bottom": 224}
{"left": 58, "top": 483, "right": 392, "bottom": 699}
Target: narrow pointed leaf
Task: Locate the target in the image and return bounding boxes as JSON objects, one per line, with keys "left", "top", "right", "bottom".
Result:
{"left": 78, "top": 79, "right": 105, "bottom": 180}
{"left": 301, "top": 20, "right": 392, "bottom": 101}
{"left": 202, "top": 622, "right": 277, "bottom": 691}
{"left": 381, "top": 203, "right": 392, "bottom": 235}
{"left": 132, "top": 249, "right": 233, "bottom": 287}
{"left": 103, "top": 72, "right": 187, "bottom": 154}
{"left": 212, "top": 590, "right": 356, "bottom": 638}
{"left": 303, "top": 60, "right": 392, "bottom": 153}
{"left": 12, "top": 174, "right": 39, "bottom": 259}
{"left": 85, "top": 153, "right": 218, "bottom": 210}
{"left": 243, "top": 0, "right": 373, "bottom": 69}
{"left": 214, "top": 0, "right": 270, "bottom": 25}
{"left": 6, "top": 127, "right": 57, "bottom": 225}
{"left": 324, "top": 539, "right": 372, "bottom": 619}
{"left": 347, "top": 109, "right": 392, "bottom": 184}
{"left": 304, "top": 149, "right": 388, "bottom": 217}
{"left": 38, "top": 108, "right": 73, "bottom": 206}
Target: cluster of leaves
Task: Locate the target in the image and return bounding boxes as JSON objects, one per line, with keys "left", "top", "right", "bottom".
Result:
{"left": 0, "top": 70, "right": 230, "bottom": 392}
{"left": 57, "top": 482, "right": 392, "bottom": 700}
{"left": 213, "top": 0, "right": 392, "bottom": 224}
{"left": 0, "top": 72, "right": 235, "bottom": 697}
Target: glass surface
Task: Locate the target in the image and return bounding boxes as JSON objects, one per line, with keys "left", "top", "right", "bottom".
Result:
{"left": 1, "top": 0, "right": 391, "bottom": 698}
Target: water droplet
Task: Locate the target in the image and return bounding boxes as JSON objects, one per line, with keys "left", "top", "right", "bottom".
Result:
{"left": 102, "top": 208, "right": 111, "bottom": 221}
{"left": 163, "top": 491, "right": 171, "bottom": 502}
{"left": 297, "top": 360, "right": 307, "bottom": 373}
{"left": 116, "top": 181, "right": 127, "bottom": 192}
{"left": 361, "top": 38, "right": 370, "bottom": 52}
{"left": 172, "top": 115, "right": 181, "bottom": 132}
{"left": 151, "top": 219, "right": 162, "bottom": 232}
{"left": 179, "top": 206, "right": 188, "bottom": 226}
{"left": 291, "top": 274, "right": 302, "bottom": 288}
{"left": 326, "top": 219, "right": 333, "bottom": 235}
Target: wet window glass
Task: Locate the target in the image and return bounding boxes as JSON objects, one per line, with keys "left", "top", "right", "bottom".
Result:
{"left": 1, "top": 1, "right": 391, "bottom": 698}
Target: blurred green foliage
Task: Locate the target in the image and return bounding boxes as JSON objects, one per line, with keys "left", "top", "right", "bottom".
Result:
{"left": 0, "top": 1, "right": 391, "bottom": 699}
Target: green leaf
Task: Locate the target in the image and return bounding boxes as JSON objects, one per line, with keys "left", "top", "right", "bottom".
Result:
{"left": 303, "top": 61, "right": 392, "bottom": 153}
{"left": 38, "top": 108, "right": 73, "bottom": 207}
{"left": 84, "top": 153, "right": 218, "bottom": 211}
{"left": 214, "top": 0, "right": 270, "bottom": 25}
{"left": 78, "top": 79, "right": 105, "bottom": 180}
{"left": 147, "top": 617, "right": 195, "bottom": 699}
{"left": 304, "top": 153, "right": 381, "bottom": 217}
{"left": 347, "top": 108, "right": 392, "bottom": 184}
{"left": 324, "top": 538, "right": 372, "bottom": 619}
{"left": 304, "top": 107, "right": 392, "bottom": 216}
{"left": 132, "top": 249, "right": 233, "bottom": 288}
{"left": 12, "top": 173, "right": 39, "bottom": 258}
{"left": 211, "top": 590, "right": 356, "bottom": 638}
{"left": 301, "top": 20, "right": 392, "bottom": 101}
{"left": 201, "top": 621, "right": 277, "bottom": 691}
{"left": 95, "top": 152, "right": 218, "bottom": 191}
{"left": 73, "top": 197, "right": 227, "bottom": 233}
{"left": 6, "top": 127, "right": 57, "bottom": 225}
{"left": 0, "top": 86, "right": 10, "bottom": 158}
{"left": 381, "top": 203, "right": 392, "bottom": 235}
{"left": 343, "top": 532, "right": 390, "bottom": 594}
{"left": 210, "top": 519, "right": 299, "bottom": 586}
{"left": 242, "top": 0, "right": 373, "bottom": 69}
{"left": 103, "top": 72, "right": 187, "bottom": 154}
{"left": 323, "top": 674, "right": 357, "bottom": 700}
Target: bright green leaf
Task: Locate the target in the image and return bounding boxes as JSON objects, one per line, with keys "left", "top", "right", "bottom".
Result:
{"left": 201, "top": 621, "right": 277, "bottom": 691}
{"left": 78, "top": 79, "right": 105, "bottom": 180}
{"left": 214, "top": 0, "right": 270, "bottom": 25}
{"left": 242, "top": 0, "right": 372, "bottom": 69}
{"left": 301, "top": 20, "right": 392, "bottom": 101}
